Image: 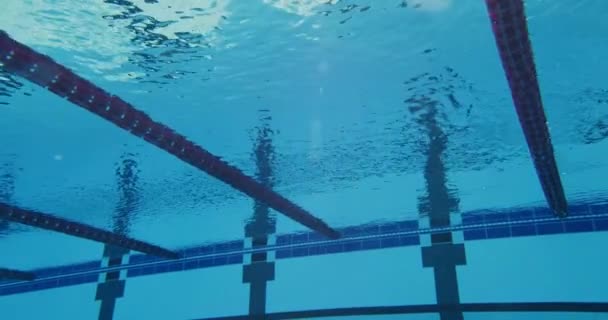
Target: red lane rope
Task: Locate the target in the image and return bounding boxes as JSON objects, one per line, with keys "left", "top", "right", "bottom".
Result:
{"left": 0, "top": 202, "right": 178, "bottom": 259}
{"left": 0, "top": 31, "right": 339, "bottom": 239}
{"left": 485, "top": 0, "right": 568, "bottom": 216}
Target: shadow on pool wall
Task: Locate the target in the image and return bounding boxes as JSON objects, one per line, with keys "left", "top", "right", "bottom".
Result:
{"left": 0, "top": 159, "right": 16, "bottom": 237}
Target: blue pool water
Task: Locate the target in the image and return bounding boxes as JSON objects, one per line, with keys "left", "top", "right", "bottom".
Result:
{"left": 1, "top": 0, "right": 608, "bottom": 319}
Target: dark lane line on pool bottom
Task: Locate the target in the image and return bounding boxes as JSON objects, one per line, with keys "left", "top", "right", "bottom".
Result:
{"left": 194, "top": 302, "right": 608, "bottom": 320}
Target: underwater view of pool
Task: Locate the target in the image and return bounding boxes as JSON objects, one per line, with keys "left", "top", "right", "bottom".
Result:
{"left": 0, "top": 0, "right": 607, "bottom": 319}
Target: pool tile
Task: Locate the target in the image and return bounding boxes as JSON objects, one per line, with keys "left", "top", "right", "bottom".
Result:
{"left": 2, "top": 285, "right": 30, "bottom": 295}
{"left": 564, "top": 220, "right": 594, "bottom": 233}
{"left": 71, "top": 274, "right": 97, "bottom": 285}
{"left": 463, "top": 229, "right": 486, "bottom": 240}
{"left": 167, "top": 262, "right": 183, "bottom": 272}
{"left": 326, "top": 243, "right": 344, "bottom": 254}
{"left": 9, "top": 201, "right": 608, "bottom": 298}
{"left": 227, "top": 254, "right": 243, "bottom": 264}
{"left": 184, "top": 260, "right": 199, "bottom": 270}
{"left": 182, "top": 247, "right": 201, "bottom": 258}
{"left": 486, "top": 226, "right": 510, "bottom": 239}
{"left": 399, "top": 235, "right": 420, "bottom": 246}
{"left": 380, "top": 237, "right": 401, "bottom": 248}
{"left": 397, "top": 220, "right": 418, "bottom": 232}
{"left": 536, "top": 222, "right": 564, "bottom": 235}
{"left": 31, "top": 279, "right": 58, "bottom": 291}
{"left": 590, "top": 204, "right": 608, "bottom": 215}
{"left": 593, "top": 218, "right": 608, "bottom": 231}
{"left": 484, "top": 214, "right": 509, "bottom": 224}
{"left": 569, "top": 204, "right": 590, "bottom": 217}
{"left": 195, "top": 258, "right": 210, "bottom": 268}
{"left": 275, "top": 235, "right": 291, "bottom": 246}
{"left": 292, "top": 247, "right": 309, "bottom": 257}
{"left": 71, "top": 261, "right": 100, "bottom": 272}
{"left": 308, "top": 232, "right": 325, "bottom": 242}
{"left": 139, "top": 266, "right": 156, "bottom": 276}
{"left": 212, "top": 256, "right": 228, "bottom": 266}
{"left": 462, "top": 214, "right": 484, "bottom": 225}
{"left": 198, "top": 246, "right": 215, "bottom": 256}
{"left": 35, "top": 267, "right": 62, "bottom": 278}
{"left": 361, "top": 239, "right": 381, "bottom": 250}
{"left": 154, "top": 264, "right": 169, "bottom": 274}
{"left": 127, "top": 254, "right": 147, "bottom": 264}
{"left": 292, "top": 233, "right": 309, "bottom": 244}
{"left": 83, "top": 274, "right": 98, "bottom": 283}
{"left": 214, "top": 242, "right": 233, "bottom": 253}
{"left": 509, "top": 209, "right": 535, "bottom": 221}
{"left": 510, "top": 224, "right": 536, "bottom": 237}
{"left": 0, "top": 280, "right": 18, "bottom": 287}
{"left": 344, "top": 241, "right": 362, "bottom": 252}
{"left": 229, "top": 241, "right": 244, "bottom": 251}
{"left": 59, "top": 276, "right": 79, "bottom": 286}
{"left": 308, "top": 245, "right": 322, "bottom": 256}
{"left": 380, "top": 223, "right": 399, "bottom": 234}
{"left": 275, "top": 249, "right": 292, "bottom": 259}
{"left": 360, "top": 225, "right": 380, "bottom": 236}
{"left": 341, "top": 226, "right": 363, "bottom": 238}
{"left": 313, "top": 245, "right": 330, "bottom": 255}
{"left": 534, "top": 207, "right": 553, "bottom": 218}
{"left": 127, "top": 267, "right": 143, "bottom": 277}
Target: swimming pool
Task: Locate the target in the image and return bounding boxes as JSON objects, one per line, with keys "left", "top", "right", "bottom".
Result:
{"left": 0, "top": 0, "right": 607, "bottom": 319}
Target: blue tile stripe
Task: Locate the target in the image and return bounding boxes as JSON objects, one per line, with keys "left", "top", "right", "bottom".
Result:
{"left": 461, "top": 202, "right": 608, "bottom": 241}
{"left": 1, "top": 202, "right": 607, "bottom": 297}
